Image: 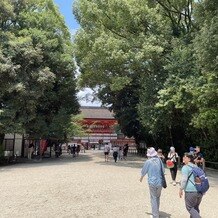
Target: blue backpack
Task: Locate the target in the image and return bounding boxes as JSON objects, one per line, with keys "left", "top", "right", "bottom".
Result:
{"left": 187, "top": 166, "right": 209, "bottom": 194}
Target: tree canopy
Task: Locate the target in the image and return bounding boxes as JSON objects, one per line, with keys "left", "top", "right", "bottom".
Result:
{"left": 73, "top": 0, "right": 218, "bottom": 160}
{"left": 0, "top": 0, "right": 79, "bottom": 141}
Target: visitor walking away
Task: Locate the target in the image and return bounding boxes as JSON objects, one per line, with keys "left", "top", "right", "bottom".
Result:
{"left": 104, "top": 143, "right": 110, "bottom": 162}
{"left": 140, "top": 147, "right": 165, "bottom": 218}
{"left": 71, "top": 144, "right": 76, "bottom": 157}
{"left": 76, "top": 144, "right": 80, "bottom": 156}
{"left": 28, "top": 141, "right": 34, "bottom": 160}
{"left": 119, "top": 146, "right": 123, "bottom": 160}
{"left": 112, "top": 145, "right": 119, "bottom": 162}
{"left": 179, "top": 153, "right": 203, "bottom": 218}
{"left": 54, "top": 143, "right": 61, "bottom": 158}
{"left": 123, "top": 144, "right": 129, "bottom": 160}
{"left": 167, "top": 146, "right": 179, "bottom": 185}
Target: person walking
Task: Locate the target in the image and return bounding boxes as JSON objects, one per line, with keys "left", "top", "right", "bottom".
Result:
{"left": 70, "top": 144, "right": 76, "bottom": 158}
{"left": 179, "top": 152, "right": 203, "bottom": 218}
{"left": 140, "top": 147, "right": 165, "bottom": 218}
{"left": 118, "top": 146, "right": 123, "bottom": 160}
{"left": 104, "top": 143, "right": 110, "bottom": 162}
{"left": 76, "top": 144, "right": 80, "bottom": 156}
{"left": 28, "top": 141, "right": 34, "bottom": 160}
{"left": 112, "top": 145, "right": 119, "bottom": 163}
{"left": 194, "top": 146, "right": 204, "bottom": 170}
{"left": 167, "top": 146, "right": 179, "bottom": 185}
{"left": 157, "top": 149, "right": 165, "bottom": 163}
{"left": 123, "top": 143, "right": 129, "bottom": 160}
{"left": 189, "top": 146, "right": 195, "bottom": 155}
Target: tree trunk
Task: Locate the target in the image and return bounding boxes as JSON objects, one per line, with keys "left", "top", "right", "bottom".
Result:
{"left": 168, "top": 126, "right": 174, "bottom": 147}
{"left": 0, "top": 133, "right": 5, "bottom": 157}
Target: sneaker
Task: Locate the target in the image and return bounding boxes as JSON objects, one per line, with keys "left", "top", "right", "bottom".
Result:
{"left": 173, "top": 181, "right": 176, "bottom": 186}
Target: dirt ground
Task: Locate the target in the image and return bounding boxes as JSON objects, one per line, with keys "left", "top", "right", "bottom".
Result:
{"left": 0, "top": 150, "right": 218, "bottom": 218}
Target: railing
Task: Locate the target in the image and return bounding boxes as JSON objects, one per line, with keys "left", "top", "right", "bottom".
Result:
{"left": 205, "top": 161, "right": 218, "bottom": 169}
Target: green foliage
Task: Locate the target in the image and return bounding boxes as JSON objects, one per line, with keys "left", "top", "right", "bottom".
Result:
{"left": 73, "top": 0, "right": 168, "bottom": 142}
{"left": 191, "top": 0, "right": 218, "bottom": 135}
{"left": 67, "top": 114, "right": 87, "bottom": 139}
{"left": 0, "top": 0, "right": 79, "bottom": 140}
{"left": 73, "top": 0, "right": 218, "bottom": 160}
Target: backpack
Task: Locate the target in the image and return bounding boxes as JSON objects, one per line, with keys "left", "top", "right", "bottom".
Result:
{"left": 187, "top": 165, "right": 209, "bottom": 194}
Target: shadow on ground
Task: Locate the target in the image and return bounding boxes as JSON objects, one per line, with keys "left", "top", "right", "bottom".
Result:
{"left": 0, "top": 152, "right": 93, "bottom": 170}
{"left": 146, "top": 211, "right": 171, "bottom": 218}
{"left": 1, "top": 150, "right": 218, "bottom": 188}
{"left": 160, "top": 211, "right": 172, "bottom": 218}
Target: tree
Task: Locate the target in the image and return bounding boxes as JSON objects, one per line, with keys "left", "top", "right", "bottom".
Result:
{"left": 73, "top": 0, "right": 168, "bottom": 142}
{"left": 192, "top": 0, "right": 218, "bottom": 135}
{"left": 140, "top": 0, "right": 218, "bottom": 155}
{"left": 73, "top": 0, "right": 217, "bottom": 159}
{"left": 0, "top": 0, "right": 79, "bottom": 142}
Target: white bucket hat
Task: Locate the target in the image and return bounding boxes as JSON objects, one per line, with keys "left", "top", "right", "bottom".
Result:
{"left": 147, "top": 147, "right": 157, "bottom": 157}
{"left": 170, "top": 146, "right": 175, "bottom": 152}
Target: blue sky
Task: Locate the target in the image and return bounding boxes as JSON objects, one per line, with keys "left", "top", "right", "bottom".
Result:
{"left": 53, "top": 0, "right": 101, "bottom": 106}
{"left": 54, "top": 0, "right": 79, "bottom": 35}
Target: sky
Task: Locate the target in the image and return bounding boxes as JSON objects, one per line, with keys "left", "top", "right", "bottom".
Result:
{"left": 54, "top": 0, "right": 79, "bottom": 34}
{"left": 53, "top": 0, "right": 101, "bottom": 107}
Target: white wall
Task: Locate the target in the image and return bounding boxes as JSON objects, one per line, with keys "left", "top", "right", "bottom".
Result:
{"left": 14, "top": 134, "right": 23, "bottom": 156}
{"left": 4, "top": 134, "right": 23, "bottom": 156}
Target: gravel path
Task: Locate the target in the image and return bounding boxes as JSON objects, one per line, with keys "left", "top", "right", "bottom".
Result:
{"left": 0, "top": 150, "right": 217, "bottom": 218}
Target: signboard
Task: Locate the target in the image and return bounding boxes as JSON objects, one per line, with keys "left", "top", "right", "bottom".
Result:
{"left": 82, "top": 119, "right": 117, "bottom": 134}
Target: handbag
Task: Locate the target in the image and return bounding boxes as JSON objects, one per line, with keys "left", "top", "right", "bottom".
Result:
{"left": 159, "top": 158, "right": 167, "bottom": 188}
{"left": 161, "top": 172, "right": 167, "bottom": 188}
{"left": 166, "top": 160, "right": 175, "bottom": 168}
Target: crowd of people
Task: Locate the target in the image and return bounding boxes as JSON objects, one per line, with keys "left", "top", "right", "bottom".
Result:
{"left": 67, "top": 144, "right": 81, "bottom": 157}
{"left": 104, "top": 143, "right": 129, "bottom": 162}
{"left": 140, "top": 146, "right": 206, "bottom": 218}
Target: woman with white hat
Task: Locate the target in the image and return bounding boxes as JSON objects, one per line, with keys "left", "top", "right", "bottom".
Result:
{"left": 167, "top": 146, "right": 179, "bottom": 185}
{"left": 140, "top": 147, "right": 165, "bottom": 218}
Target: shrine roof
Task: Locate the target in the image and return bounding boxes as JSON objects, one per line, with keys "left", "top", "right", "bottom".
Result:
{"left": 80, "top": 106, "right": 115, "bottom": 119}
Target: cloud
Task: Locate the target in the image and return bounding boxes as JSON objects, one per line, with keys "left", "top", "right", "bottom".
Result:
{"left": 77, "top": 88, "right": 102, "bottom": 107}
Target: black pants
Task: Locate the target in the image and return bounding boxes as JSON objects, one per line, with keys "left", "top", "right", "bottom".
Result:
{"left": 170, "top": 163, "right": 177, "bottom": 181}
{"left": 113, "top": 152, "right": 118, "bottom": 162}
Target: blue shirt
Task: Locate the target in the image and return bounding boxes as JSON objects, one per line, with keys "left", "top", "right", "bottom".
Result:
{"left": 181, "top": 163, "right": 197, "bottom": 192}
{"left": 141, "top": 156, "right": 164, "bottom": 187}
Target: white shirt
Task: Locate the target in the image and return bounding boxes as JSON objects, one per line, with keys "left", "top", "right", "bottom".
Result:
{"left": 168, "top": 152, "right": 178, "bottom": 162}
{"left": 113, "top": 147, "right": 119, "bottom": 152}
{"left": 104, "top": 145, "right": 110, "bottom": 152}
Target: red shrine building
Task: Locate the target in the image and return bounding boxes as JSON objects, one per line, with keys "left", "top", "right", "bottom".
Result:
{"left": 2, "top": 107, "right": 135, "bottom": 159}
{"left": 73, "top": 106, "right": 135, "bottom": 146}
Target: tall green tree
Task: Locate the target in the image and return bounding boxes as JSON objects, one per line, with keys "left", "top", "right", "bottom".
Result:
{"left": 192, "top": 0, "right": 218, "bottom": 135}
{"left": 140, "top": 0, "right": 218, "bottom": 155}
{"left": 74, "top": 0, "right": 168, "bottom": 142}
{"left": 73, "top": 0, "right": 217, "bottom": 158}
{"left": 0, "top": 0, "right": 79, "bottom": 141}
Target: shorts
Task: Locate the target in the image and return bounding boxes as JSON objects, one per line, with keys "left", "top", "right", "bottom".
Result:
{"left": 104, "top": 152, "right": 109, "bottom": 155}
